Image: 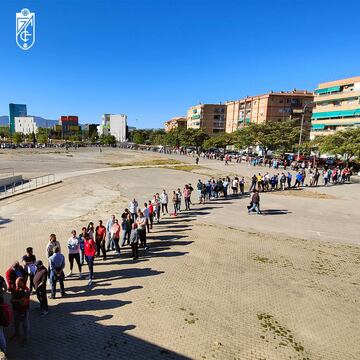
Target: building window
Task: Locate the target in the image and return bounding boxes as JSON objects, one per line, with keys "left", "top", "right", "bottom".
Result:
{"left": 279, "top": 99, "right": 284, "bottom": 103}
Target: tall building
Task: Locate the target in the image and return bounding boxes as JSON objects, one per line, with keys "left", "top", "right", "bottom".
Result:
{"left": 14, "top": 116, "right": 38, "bottom": 135}
{"left": 98, "top": 114, "right": 127, "bottom": 142}
{"left": 310, "top": 76, "right": 360, "bottom": 138}
{"left": 187, "top": 104, "right": 226, "bottom": 135}
{"left": 225, "top": 90, "right": 314, "bottom": 133}
{"left": 164, "top": 117, "right": 187, "bottom": 132}
{"left": 55, "top": 116, "right": 80, "bottom": 138}
{"left": 9, "top": 103, "right": 27, "bottom": 134}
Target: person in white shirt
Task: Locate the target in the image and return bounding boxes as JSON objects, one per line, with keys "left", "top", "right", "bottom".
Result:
{"left": 128, "top": 198, "right": 138, "bottom": 222}
{"left": 143, "top": 203, "right": 150, "bottom": 233}
{"left": 160, "top": 190, "right": 168, "bottom": 215}
{"left": 105, "top": 215, "right": 116, "bottom": 251}
{"left": 66, "top": 230, "right": 82, "bottom": 278}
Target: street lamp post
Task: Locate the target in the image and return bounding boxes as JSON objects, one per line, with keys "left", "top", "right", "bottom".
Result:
{"left": 297, "top": 101, "right": 314, "bottom": 161}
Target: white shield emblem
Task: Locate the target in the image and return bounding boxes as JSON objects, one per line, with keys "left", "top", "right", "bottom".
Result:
{"left": 16, "top": 8, "right": 35, "bottom": 51}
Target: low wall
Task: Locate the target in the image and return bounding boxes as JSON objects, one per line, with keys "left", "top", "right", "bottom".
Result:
{"left": 0, "top": 175, "right": 23, "bottom": 188}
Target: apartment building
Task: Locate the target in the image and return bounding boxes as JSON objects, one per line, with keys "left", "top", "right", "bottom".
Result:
{"left": 98, "top": 114, "right": 127, "bottom": 142}
{"left": 187, "top": 104, "right": 226, "bottom": 135}
{"left": 14, "top": 116, "right": 38, "bottom": 135}
{"left": 225, "top": 90, "right": 314, "bottom": 133}
{"left": 164, "top": 117, "right": 187, "bottom": 132}
{"left": 310, "top": 76, "right": 360, "bottom": 138}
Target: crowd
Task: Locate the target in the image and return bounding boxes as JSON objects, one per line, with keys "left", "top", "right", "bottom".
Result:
{"left": 0, "top": 164, "right": 351, "bottom": 358}
{"left": 0, "top": 176, "right": 245, "bottom": 358}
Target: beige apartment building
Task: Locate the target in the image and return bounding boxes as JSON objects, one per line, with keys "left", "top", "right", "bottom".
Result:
{"left": 187, "top": 104, "right": 227, "bottom": 135}
{"left": 310, "top": 76, "right": 360, "bottom": 138}
{"left": 225, "top": 90, "right": 314, "bottom": 133}
{"left": 164, "top": 116, "right": 187, "bottom": 133}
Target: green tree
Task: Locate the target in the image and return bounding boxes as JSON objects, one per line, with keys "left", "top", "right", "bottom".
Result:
{"left": 100, "top": 134, "right": 116, "bottom": 145}
{"left": 12, "top": 132, "right": 24, "bottom": 145}
{"left": 317, "top": 128, "right": 360, "bottom": 161}
{"left": 180, "top": 129, "right": 209, "bottom": 150}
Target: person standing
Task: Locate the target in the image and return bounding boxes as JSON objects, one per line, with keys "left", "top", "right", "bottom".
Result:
{"left": 49, "top": 247, "right": 66, "bottom": 299}
{"left": 5, "top": 262, "right": 27, "bottom": 294}
{"left": 172, "top": 190, "right": 179, "bottom": 215}
{"left": 183, "top": 185, "right": 191, "bottom": 210}
{"left": 105, "top": 215, "right": 116, "bottom": 251}
{"left": 84, "top": 233, "right": 96, "bottom": 286}
{"left": 33, "top": 260, "right": 48, "bottom": 316}
{"left": 21, "top": 248, "right": 36, "bottom": 293}
{"left": 239, "top": 177, "right": 245, "bottom": 195}
{"left": 66, "top": 230, "right": 82, "bottom": 278}
{"left": 176, "top": 188, "right": 182, "bottom": 212}
{"left": 46, "top": 233, "right": 61, "bottom": 265}
{"left": 120, "top": 214, "right": 129, "bottom": 247}
{"left": 153, "top": 194, "right": 161, "bottom": 223}
{"left": 95, "top": 220, "right": 107, "bottom": 260}
{"left": 11, "top": 278, "right": 30, "bottom": 344}
{"left": 287, "top": 172, "right": 292, "bottom": 188}
{"left": 160, "top": 190, "right": 169, "bottom": 215}
{"left": 143, "top": 203, "right": 150, "bottom": 233}
{"left": 148, "top": 200, "right": 154, "bottom": 229}
{"left": 0, "top": 295, "right": 12, "bottom": 357}
{"left": 129, "top": 224, "right": 139, "bottom": 260}
{"left": 78, "top": 227, "right": 87, "bottom": 265}
{"left": 110, "top": 219, "right": 121, "bottom": 254}
{"left": 136, "top": 210, "right": 148, "bottom": 250}
{"left": 197, "top": 180, "right": 203, "bottom": 203}
{"left": 129, "top": 198, "right": 139, "bottom": 222}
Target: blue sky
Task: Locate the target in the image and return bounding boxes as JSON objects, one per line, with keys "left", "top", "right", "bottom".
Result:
{"left": 1, "top": 0, "right": 360, "bottom": 128}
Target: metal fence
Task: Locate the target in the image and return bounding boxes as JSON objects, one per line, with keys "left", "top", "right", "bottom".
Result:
{"left": 0, "top": 174, "right": 56, "bottom": 198}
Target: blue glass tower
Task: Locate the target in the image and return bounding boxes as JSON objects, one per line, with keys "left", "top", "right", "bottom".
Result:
{"left": 9, "top": 103, "right": 27, "bottom": 134}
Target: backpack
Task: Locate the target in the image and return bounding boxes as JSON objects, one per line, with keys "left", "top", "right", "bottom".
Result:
{"left": 0, "top": 303, "right": 12, "bottom": 327}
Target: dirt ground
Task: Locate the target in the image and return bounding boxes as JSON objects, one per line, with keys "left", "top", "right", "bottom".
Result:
{"left": 0, "top": 148, "right": 359, "bottom": 360}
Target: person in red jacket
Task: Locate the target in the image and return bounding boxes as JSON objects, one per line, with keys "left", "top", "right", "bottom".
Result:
{"left": 5, "top": 262, "right": 27, "bottom": 294}
{"left": 84, "top": 233, "right": 97, "bottom": 286}
{"left": 11, "top": 278, "right": 30, "bottom": 343}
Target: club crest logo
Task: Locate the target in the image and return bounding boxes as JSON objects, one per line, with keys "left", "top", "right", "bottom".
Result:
{"left": 16, "top": 8, "right": 35, "bottom": 50}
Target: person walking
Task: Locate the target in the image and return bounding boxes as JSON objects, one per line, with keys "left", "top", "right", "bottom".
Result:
{"left": 49, "top": 247, "right": 66, "bottom": 299}
{"left": 105, "top": 215, "right": 116, "bottom": 252}
{"left": 84, "top": 233, "right": 96, "bottom": 286}
{"left": 129, "top": 224, "right": 139, "bottom": 260}
{"left": 66, "top": 230, "right": 82, "bottom": 278}
{"left": 10, "top": 278, "right": 30, "bottom": 344}
{"left": 95, "top": 220, "right": 107, "bottom": 260}
{"left": 248, "top": 189, "right": 262, "bottom": 215}
{"left": 160, "top": 190, "right": 169, "bottom": 215}
{"left": 33, "top": 260, "right": 48, "bottom": 316}
{"left": 129, "top": 198, "right": 139, "bottom": 222}
{"left": 120, "top": 214, "right": 129, "bottom": 247}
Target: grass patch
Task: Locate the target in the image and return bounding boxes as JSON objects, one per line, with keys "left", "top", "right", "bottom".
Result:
{"left": 257, "top": 313, "right": 310, "bottom": 359}
{"left": 107, "top": 158, "right": 182, "bottom": 167}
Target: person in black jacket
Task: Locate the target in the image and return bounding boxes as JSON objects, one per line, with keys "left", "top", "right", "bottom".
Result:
{"left": 33, "top": 261, "right": 48, "bottom": 316}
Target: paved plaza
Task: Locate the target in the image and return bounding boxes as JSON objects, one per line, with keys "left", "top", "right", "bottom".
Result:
{"left": 0, "top": 148, "right": 359, "bottom": 360}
